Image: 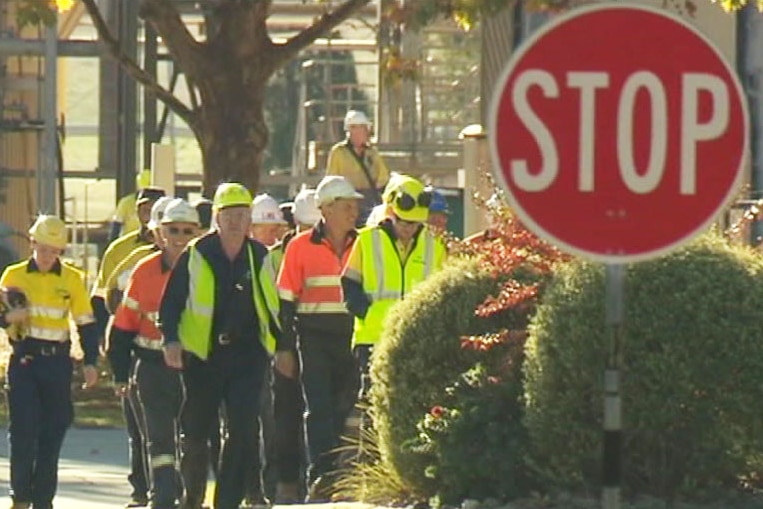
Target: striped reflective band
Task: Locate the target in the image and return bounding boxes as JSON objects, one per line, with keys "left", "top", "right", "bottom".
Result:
{"left": 304, "top": 275, "right": 341, "bottom": 288}
{"left": 370, "top": 229, "right": 386, "bottom": 301}
{"left": 74, "top": 313, "right": 95, "bottom": 325}
{"left": 123, "top": 295, "right": 140, "bottom": 311}
{"left": 423, "top": 234, "right": 434, "bottom": 275}
{"left": 278, "top": 288, "right": 296, "bottom": 301}
{"left": 296, "top": 302, "right": 348, "bottom": 314}
{"left": 150, "top": 454, "right": 175, "bottom": 469}
{"left": 27, "top": 326, "right": 69, "bottom": 341}
{"left": 28, "top": 305, "right": 67, "bottom": 320}
{"left": 134, "top": 335, "right": 163, "bottom": 351}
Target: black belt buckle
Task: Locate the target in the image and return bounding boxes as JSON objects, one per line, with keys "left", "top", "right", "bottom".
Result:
{"left": 217, "top": 333, "right": 233, "bottom": 346}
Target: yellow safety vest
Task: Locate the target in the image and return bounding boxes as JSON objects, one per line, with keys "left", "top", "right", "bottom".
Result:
{"left": 353, "top": 226, "right": 444, "bottom": 347}
{"left": 177, "top": 241, "right": 280, "bottom": 360}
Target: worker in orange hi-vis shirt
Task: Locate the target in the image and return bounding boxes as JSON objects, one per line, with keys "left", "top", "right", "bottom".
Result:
{"left": 108, "top": 198, "right": 201, "bottom": 509}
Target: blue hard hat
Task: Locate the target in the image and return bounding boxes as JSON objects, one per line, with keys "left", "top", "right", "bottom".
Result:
{"left": 428, "top": 188, "right": 449, "bottom": 214}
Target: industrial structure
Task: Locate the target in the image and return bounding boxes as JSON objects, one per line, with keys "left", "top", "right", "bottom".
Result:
{"left": 0, "top": 0, "right": 761, "bottom": 276}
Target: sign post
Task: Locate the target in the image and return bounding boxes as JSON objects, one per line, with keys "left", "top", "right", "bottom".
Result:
{"left": 488, "top": 5, "right": 748, "bottom": 508}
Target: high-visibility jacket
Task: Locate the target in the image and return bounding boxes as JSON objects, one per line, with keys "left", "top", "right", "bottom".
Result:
{"left": 343, "top": 223, "right": 445, "bottom": 347}
{"left": 177, "top": 239, "right": 280, "bottom": 360}
{"left": 92, "top": 229, "right": 152, "bottom": 299}
{"left": 113, "top": 251, "right": 171, "bottom": 351}
{"left": 0, "top": 259, "right": 94, "bottom": 342}
{"left": 277, "top": 224, "right": 355, "bottom": 315}
{"left": 112, "top": 192, "right": 141, "bottom": 236}
{"left": 104, "top": 244, "right": 159, "bottom": 313}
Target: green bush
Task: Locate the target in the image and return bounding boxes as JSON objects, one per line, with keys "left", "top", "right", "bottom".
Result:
{"left": 524, "top": 234, "right": 763, "bottom": 499}
{"left": 370, "top": 258, "right": 521, "bottom": 497}
{"left": 406, "top": 363, "right": 528, "bottom": 504}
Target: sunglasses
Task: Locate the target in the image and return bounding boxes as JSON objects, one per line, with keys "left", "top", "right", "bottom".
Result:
{"left": 395, "top": 190, "right": 432, "bottom": 211}
{"left": 167, "top": 226, "right": 196, "bottom": 236}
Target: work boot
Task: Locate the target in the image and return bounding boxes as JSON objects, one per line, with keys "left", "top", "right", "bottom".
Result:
{"left": 274, "top": 482, "right": 300, "bottom": 504}
{"left": 125, "top": 496, "right": 149, "bottom": 508}
{"left": 242, "top": 492, "right": 271, "bottom": 508}
{"left": 9, "top": 503, "right": 31, "bottom": 509}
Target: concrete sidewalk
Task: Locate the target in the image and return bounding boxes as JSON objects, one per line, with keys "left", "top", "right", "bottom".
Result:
{"left": 0, "top": 427, "right": 133, "bottom": 508}
{"left": 0, "top": 428, "right": 375, "bottom": 509}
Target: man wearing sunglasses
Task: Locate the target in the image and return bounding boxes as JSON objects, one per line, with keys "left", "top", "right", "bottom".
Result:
{"left": 342, "top": 175, "right": 447, "bottom": 396}
{"left": 108, "top": 198, "right": 200, "bottom": 509}
{"left": 159, "top": 183, "right": 293, "bottom": 509}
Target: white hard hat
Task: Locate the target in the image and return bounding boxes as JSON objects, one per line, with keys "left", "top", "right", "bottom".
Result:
{"left": 365, "top": 203, "right": 388, "bottom": 227}
{"left": 147, "top": 196, "right": 174, "bottom": 229}
{"left": 251, "top": 193, "right": 287, "bottom": 224}
{"left": 161, "top": 198, "right": 200, "bottom": 225}
{"left": 293, "top": 188, "right": 321, "bottom": 225}
{"left": 343, "top": 110, "right": 372, "bottom": 131}
{"left": 315, "top": 176, "right": 363, "bottom": 208}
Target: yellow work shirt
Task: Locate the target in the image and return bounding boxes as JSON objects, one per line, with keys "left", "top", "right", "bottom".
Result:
{"left": 325, "top": 141, "right": 390, "bottom": 191}
{"left": 0, "top": 259, "right": 94, "bottom": 341}
{"left": 104, "top": 244, "right": 159, "bottom": 313}
{"left": 92, "top": 230, "right": 152, "bottom": 299}
{"left": 113, "top": 193, "right": 141, "bottom": 236}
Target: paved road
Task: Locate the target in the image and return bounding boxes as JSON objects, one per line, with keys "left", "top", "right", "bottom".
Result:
{"left": 0, "top": 428, "right": 373, "bottom": 509}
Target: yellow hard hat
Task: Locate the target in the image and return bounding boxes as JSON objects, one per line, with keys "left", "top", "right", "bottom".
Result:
{"left": 213, "top": 182, "right": 252, "bottom": 210}
{"left": 384, "top": 175, "right": 431, "bottom": 223}
{"left": 28, "top": 215, "right": 67, "bottom": 249}
{"left": 136, "top": 169, "right": 152, "bottom": 189}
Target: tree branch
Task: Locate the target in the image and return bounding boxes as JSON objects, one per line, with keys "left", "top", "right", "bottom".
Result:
{"left": 138, "top": 0, "right": 207, "bottom": 82}
{"left": 79, "top": 0, "right": 196, "bottom": 128}
{"left": 276, "top": 0, "right": 372, "bottom": 63}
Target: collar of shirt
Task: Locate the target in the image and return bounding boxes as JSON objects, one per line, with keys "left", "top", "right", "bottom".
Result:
{"left": 27, "top": 258, "right": 62, "bottom": 275}
{"left": 310, "top": 220, "right": 357, "bottom": 249}
{"left": 379, "top": 219, "right": 423, "bottom": 260}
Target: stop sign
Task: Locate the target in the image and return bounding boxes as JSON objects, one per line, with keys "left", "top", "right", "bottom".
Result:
{"left": 488, "top": 4, "right": 748, "bottom": 263}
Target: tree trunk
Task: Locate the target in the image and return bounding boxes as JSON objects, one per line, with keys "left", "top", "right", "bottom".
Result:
{"left": 196, "top": 84, "right": 270, "bottom": 196}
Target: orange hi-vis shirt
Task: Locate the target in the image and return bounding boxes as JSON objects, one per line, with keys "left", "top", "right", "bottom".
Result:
{"left": 277, "top": 223, "right": 356, "bottom": 314}
{"left": 113, "top": 251, "right": 171, "bottom": 351}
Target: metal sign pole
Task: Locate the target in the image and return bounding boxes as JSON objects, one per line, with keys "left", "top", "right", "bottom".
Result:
{"left": 603, "top": 263, "right": 624, "bottom": 509}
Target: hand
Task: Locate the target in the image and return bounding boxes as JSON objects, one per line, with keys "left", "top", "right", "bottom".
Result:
{"left": 274, "top": 350, "right": 297, "bottom": 379}
{"left": 163, "top": 343, "right": 183, "bottom": 369}
{"left": 82, "top": 365, "right": 98, "bottom": 388}
{"left": 5, "top": 308, "right": 28, "bottom": 325}
{"left": 113, "top": 382, "right": 128, "bottom": 398}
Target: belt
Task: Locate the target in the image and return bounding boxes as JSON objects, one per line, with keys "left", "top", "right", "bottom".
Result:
{"left": 133, "top": 347, "right": 164, "bottom": 362}
{"left": 216, "top": 333, "right": 239, "bottom": 346}
{"left": 13, "top": 338, "right": 71, "bottom": 357}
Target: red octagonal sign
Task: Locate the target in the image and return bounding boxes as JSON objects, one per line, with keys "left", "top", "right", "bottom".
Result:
{"left": 488, "top": 4, "right": 748, "bottom": 263}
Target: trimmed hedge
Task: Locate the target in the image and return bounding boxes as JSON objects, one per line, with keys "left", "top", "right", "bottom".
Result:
{"left": 370, "top": 258, "right": 517, "bottom": 497}
{"left": 524, "top": 234, "right": 763, "bottom": 499}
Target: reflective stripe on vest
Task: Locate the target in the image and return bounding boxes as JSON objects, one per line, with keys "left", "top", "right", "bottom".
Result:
{"left": 134, "top": 335, "right": 162, "bottom": 351}
{"left": 353, "top": 226, "right": 441, "bottom": 347}
{"left": 177, "top": 242, "right": 279, "bottom": 360}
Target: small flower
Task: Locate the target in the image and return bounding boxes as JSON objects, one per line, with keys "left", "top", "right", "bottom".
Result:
{"left": 430, "top": 405, "right": 445, "bottom": 418}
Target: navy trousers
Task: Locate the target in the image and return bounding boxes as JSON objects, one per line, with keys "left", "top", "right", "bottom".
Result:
{"left": 7, "top": 354, "right": 73, "bottom": 509}
{"left": 180, "top": 344, "right": 268, "bottom": 509}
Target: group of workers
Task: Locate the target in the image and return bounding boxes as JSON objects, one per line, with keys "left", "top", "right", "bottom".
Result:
{"left": 0, "top": 110, "right": 451, "bottom": 509}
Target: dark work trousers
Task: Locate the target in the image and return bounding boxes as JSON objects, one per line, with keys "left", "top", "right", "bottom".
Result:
{"left": 298, "top": 329, "right": 358, "bottom": 485}
{"left": 180, "top": 343, "right": 268, "bottom": 509}
{"left": 246, "top": 366, "right": 277, "bottom": 502}
{"left": 135, "top": 352, "right": 184, "bottom": 509}
{"left": 354, "top": 345, "right": 373, "bottom": 399}
{"left": 126, "top": 357, "right": 150, "bottom": 502}
{"left": 6, "top": 353, "right": 73, "bottom": 509}
{"left": 273, "top": 361, "right": 305, "bottom": 488}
